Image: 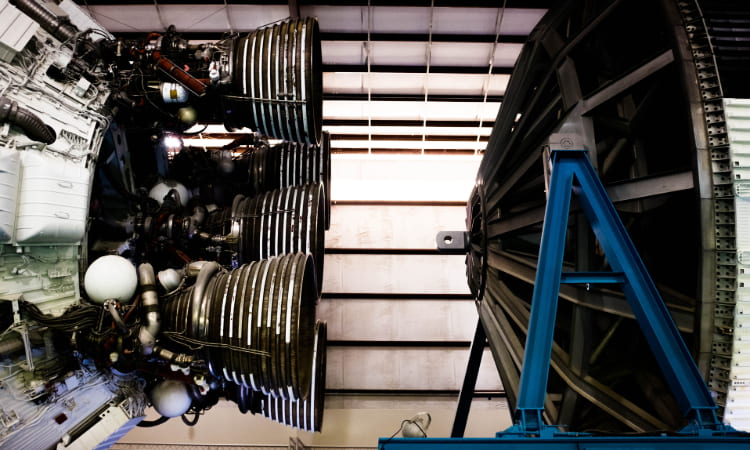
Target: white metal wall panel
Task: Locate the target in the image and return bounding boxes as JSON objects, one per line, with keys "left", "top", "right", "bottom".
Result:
{"left": 326, "top": 347, "right": 502, "bottom": 391}
{"left": 323, "top": 100, "right": 500, "bottom": 122}
{"left": 369, "top": 41, "right": 431, "bottom": 66}
{"left": 322, "top": 254, "right": 470, "bottom": 295}
{"left": 317, "top": 298, "right": 476, "bottom": 341}
{"left": 323, "top": 72, "right": 509, "bottom": 97}
{"left": 432, "top": 8, "right": 545, "bottom": 36}
{"left": 326, "top": 204, "right": 466, "bottom": 249}
{"left": 322, "top": 41, "right": 523, "bottom": 68}
{"left": 323, "top": 40, "right": 367, "bottom": 65}
{"left": 332, "top": 139, "right": 486, "bottom": 151}
{"left": 119, "top": 397, "right": 511, "bottom": 446}
{"left": 330, "top": 154, "right": 480, "bottom": 202}
{"left": 83, "top": 4, "right": 544, "bottom": 37}
{"left": 324, "top": 124, "right": 492, "bottom": 137}
{"left": 302, "top": 5, "right": 543, "bottom": 36}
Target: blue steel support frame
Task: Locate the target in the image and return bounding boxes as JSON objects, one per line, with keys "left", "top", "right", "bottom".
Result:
{"left": 378, "top": 148, "right": 748, "bottom": 450}
{"left": 512, "top": 149, "right": 720, "bottom": 435}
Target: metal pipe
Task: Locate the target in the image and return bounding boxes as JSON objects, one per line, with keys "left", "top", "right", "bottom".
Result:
{"left": 0, "top": 337, "right": 24, "bottom": 356}
{"left": 188, "top": 206, "right": 206, "bottom": 238}
{"left": 0, "top": 96, "right": 56, "bottom": 144}
{"left": 190, "top": 262, "right": 220, "bottom": 337}
{"left": 140, "top": 263, "right": 194, "bottom": 365}
{"left": 152, "top": 345, "right": 193, "bottom": 367}
{"left": 137, "top": 263, "right": 160, "bottom": 355}
{"left": 152, "top": 51, "right": 207, "bottom": 96}
{"left": 9, "top": 0, "right": 78, "bottom": 44}
{"left": 186, "top": 260, "right": 210, "bottom": 277}
{"left": 104, "top": 299, "right": 128, "bottom": 333}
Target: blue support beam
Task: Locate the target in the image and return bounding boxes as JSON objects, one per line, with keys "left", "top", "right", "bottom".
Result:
{"left": 384, "top": 147, "right": 750, "bottom": 450}
{"left": 508, "top": 149, "right": 723, "bottom": 436}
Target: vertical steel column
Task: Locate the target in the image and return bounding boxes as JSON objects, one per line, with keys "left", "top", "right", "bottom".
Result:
{"left": 451, "top": 319, "right": 487, "bottom": 438}
{"left": 512, "top": 149, "right": 576, "bottom": 434}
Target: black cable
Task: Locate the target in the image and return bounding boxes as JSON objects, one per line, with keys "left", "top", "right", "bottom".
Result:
{"left": 137, "top": 415, "right": 170, "bottom": 427}
{"left": 20, "top": 301, "right": 100, "bottom": 332}
{"left": 181, "top": 410, "right": 200, "bottom": 426}
{"left": 384, "top": 420, "right": 410, "bottom": 440}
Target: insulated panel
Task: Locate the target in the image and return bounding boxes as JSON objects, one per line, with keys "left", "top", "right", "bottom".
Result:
{"left": 0, "top": 0, "right": 39, "bottom": 63}
{"left": 326, "top": 204, "right": 466, "bottom": 249}
{"left": 317, "top": 298, "right": 476, "bottom": 341}
{"left": 0, "top": 147, "right": 20, "bottom": 242}
{"left": 322, "top": 254, "right": 470, "bottom": 295}
{"left": 325, "top": 347, "right": 502, "bottom": 391}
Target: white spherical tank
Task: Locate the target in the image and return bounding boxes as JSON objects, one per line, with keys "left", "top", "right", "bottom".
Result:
{"left": 83, "top": 255, "right": 138, "bottom": 304}
{"left": 149, "top": 180, "right": 190, "bottom": 207}
{"left": 150, "top": 379, "right": 192, "bottom": 418}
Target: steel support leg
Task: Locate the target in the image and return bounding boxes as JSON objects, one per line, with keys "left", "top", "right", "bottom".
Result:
{"left": 451, "top": 318, "right": 487, "bottom": 438}
{"left": 510, "top": 148, "right": 721, "bottom": 435}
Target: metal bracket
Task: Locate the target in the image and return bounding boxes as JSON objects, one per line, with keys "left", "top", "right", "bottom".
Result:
{"left": 9, "top": 298, "right": 34, "bottom": 371}
{"left": 435, "top": 231, "right": 469, "bottom": 253}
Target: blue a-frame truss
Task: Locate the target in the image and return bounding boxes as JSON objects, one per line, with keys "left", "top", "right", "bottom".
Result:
{"left": 380, "top": 146, "right": 750, "bottom": 449}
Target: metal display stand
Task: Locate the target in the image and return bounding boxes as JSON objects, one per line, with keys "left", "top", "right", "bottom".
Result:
{"left": 380, "top": 141, "right": 750, "bottom": 449}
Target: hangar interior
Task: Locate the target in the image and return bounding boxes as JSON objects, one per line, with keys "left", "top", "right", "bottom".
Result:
{"left": 0, "top": 0, "right": 749, "bottom": 449}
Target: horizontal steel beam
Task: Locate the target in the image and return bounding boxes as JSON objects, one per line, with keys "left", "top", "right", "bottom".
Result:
{"left": 487, "top": 171, "right": 694, "bottom": 237}
{"left": 486, "top": 248, "right": 694, "bottom": 332}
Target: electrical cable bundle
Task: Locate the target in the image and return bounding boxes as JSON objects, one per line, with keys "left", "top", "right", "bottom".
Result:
{"left": 20, "top": 301, "right": 100, "bottom": 332}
